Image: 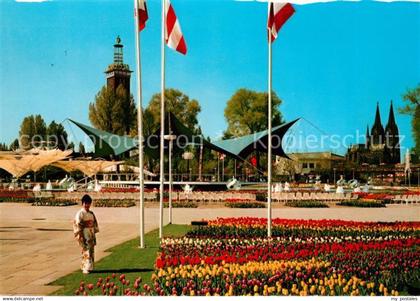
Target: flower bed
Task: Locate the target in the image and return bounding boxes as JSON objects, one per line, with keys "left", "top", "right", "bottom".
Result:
{"left": 337, "top": 200, "right": 386, "bottom": 208}
{"left": 0, "top": 190, "right": 34, "bottom": 203}
{"left": 93, "top": 199, "right": 136, "bottom": 207}
{"left": 285, "top": 200, "right": 328, "bottom": 208}
{"left": 74, "top": 275, "right": 151, "bottom": 296}
{"left": 152, "top": 218, "right": 420, "bottom": 296}
{"left": 0, "top": 197, "right": 35, "bottom": 203}
{"left": 78, "top": 217, "right": 420, "bottom": 296}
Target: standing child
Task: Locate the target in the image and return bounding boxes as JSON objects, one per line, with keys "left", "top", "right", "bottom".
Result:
{"left": 73, "top": 194, "right": 99, "bottom": 274}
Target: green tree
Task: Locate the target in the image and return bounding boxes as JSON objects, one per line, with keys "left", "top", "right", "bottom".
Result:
{"left": 224, "top": 88, "right": 284, "bottom": 137}
{"left": 399, "top": 84, "right": 420, "bottom": 157}
{"left": 145, "top": 88, "right": 201, "bottom": 133}
{"left": 9, "top": 139, "right": 19, "bottom": 151}
{"left": 78, "top": 142, "right": 86, "bottom": 156}
{"left": 19, "top": 114, "right": 47, "bottom": 149}
{"left": 47, "top": 121, "right": 68, "bottom": 150}
{"left": 89, "top": 84, "right": 137, "bottom": 135}
{"left": 224, "top": 89, "right": 284, "bottom": 172}
{"left": 138, "top": 89, "right": 202, "bottom": 173}
{"left": 0, "top": 143, "right": 8, "bottom": 151}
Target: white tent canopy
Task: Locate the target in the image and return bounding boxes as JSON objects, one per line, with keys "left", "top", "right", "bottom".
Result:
{"left": 0, "top": 148, "right": 72, "bottom": 178}
{"left": 52, "top": 160, "right": 122, "bottom": 178}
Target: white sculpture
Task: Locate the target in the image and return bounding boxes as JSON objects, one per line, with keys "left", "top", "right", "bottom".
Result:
{"left": 183, "top": 184, "right": 193, "bottom": 194}
{"left": 284, "top": 182, "right": 290, "bottom": 191}
{"left": 274, "top": 183, "right": 283, "bottom": 192}
{"left": 324, "top": 184, "right": 331, "bottom": 192}
{"left": 362, "top": 183, "right": 369, "bottom": 193}
{"left": 46, "top": 180, "right": 52, "bottom": 191}
{"left": 33, "top": 184, "right": 41, "bottom": 192}
{"left": 348, "top": 179, "right": 359, "bottom": 189}
{"left": 227, "top": 177, "right": 241, "bottom": 190}
{"left": 94, "top": 180, "right": 102, "bottom": 192}
{"left": 59, "top": 175, "right": 68, "bottom": 186}
{"left": 336, "top": 185, "right": 344, "bottom": 194}
{"left": 337, "top": 175, "right": 346, "bottom": 186}
{"left": 67, "top": 183, "right": 75, "bottom": 192}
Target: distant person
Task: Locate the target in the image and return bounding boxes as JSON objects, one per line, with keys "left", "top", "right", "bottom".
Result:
{"left": 73, "top": 194, "right": 99, "bottom": 274}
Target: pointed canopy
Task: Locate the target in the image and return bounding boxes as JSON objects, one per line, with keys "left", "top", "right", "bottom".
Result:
{"left": 212, "top": 119, "right": 299, "bottom": 159}
{"left": 68, "top": 119, "right": 139, "bottom": 157}
{"left": 68, "top": 114, "right": 298, "bottom": 162}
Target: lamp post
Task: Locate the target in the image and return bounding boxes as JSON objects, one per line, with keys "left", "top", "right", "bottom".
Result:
{"left": 164, "top": 134, "right": 177, "bottom": 224}
{"left": 352, "top": 168, "right": 355, "bottom": 180}
{"left": 217, "top": 153, "right": 220, "bottom": 182}
{"left": 333, "top": 168, "right": 337, "bottom": 185}
{"left": 220, "top": 154, "right": 226, "bottom": 182}
{"left": 182, "top": 151, "right": 194, "bottom": 182}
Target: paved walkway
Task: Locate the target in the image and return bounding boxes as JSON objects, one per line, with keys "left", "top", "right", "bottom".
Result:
{"left": 0, "top": 203, "right": 419, "bottom": 295}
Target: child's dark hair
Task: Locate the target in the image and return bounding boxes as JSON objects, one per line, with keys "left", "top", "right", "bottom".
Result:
{"left": 81, "top": 194, "right": 93, "bottom": 204}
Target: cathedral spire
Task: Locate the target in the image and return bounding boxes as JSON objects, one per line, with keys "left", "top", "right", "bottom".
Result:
{"left": 385, "top": 100, "right": 400, "bottom": 163}
{"left": 371, "top": 102, "right": 385, "bottom": 145}
{"left": 387, "top": 100, "right": 397, "bottom": 127}
{"left": 373, "top": 102, "right": 382, "bottom": 128}
{"left": 366, "top": 124, "right": 370, "bottom": 147}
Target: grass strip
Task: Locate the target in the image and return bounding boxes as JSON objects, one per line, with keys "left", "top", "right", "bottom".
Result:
{"left": 49, "top": 224, "right": 191, "bottom": 296}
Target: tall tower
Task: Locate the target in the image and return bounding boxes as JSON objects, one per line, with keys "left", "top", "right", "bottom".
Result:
{"left": 385, "top": 101, "right": 400, "bottom": 163}
{"left": 105, "top": 36, "right": 132, "bottom": 95}
{"left": 371, "top": 102, "right": 385, "bottom": 146}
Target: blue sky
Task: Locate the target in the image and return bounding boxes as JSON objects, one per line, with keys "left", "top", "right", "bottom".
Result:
{"left": 0, "top": 0, "right": 419, "bottom": 155}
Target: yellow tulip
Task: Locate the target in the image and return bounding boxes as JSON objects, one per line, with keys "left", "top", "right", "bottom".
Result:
{"left": 310, "top": 286, "right": 316, "bottom": 294}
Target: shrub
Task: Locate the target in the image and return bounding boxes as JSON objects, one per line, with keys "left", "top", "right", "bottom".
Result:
{"left": 255, "top": 192, "right": 267, "bottom": 202}
{"left": 337, "top": 199, "right": 386, "bottom": 208}
{"left": 93, "top": 199, "right": 136, "bottom": 207}
{"left": 225, "top": 202, "right": 265, "bottom": 208}
{"left": 32, "top": 199, "right": 77, "bottom": 206}
{"left": 285, "top": 200, "right": 328, "bottom": 208}
{"left": 0, "top": 197, "right": 34, "bottom": 203}
{"left": 164, "top": 202, "right": 198, "bottom": 208}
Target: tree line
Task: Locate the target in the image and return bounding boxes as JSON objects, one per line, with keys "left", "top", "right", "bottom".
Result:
{"left": 3, "top": 82, "right": 418, "bottom": 173}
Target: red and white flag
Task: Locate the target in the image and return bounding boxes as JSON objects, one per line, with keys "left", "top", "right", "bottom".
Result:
{"left": 135, "top": 0, "right": 148, "bottom": 32}
{"left": 267, "top": 2, "right": 295, "bottom": 42}
{"left": 165, "top": 0, "right": 187, "bottom": 55}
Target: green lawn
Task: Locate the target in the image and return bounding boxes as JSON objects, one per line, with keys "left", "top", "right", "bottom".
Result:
{"left": 49, "top": 224, "right": 191, "bottom": 296}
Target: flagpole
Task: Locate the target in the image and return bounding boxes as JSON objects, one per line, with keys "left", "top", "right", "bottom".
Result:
{"left": 267, "top": 2, "right": 273, "bottom": 238}
{"left": 159, "top": 0, "right": 166, "bottom": 239}
{"left": 134, "top": 0, "right": 145, "bottom": 248}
